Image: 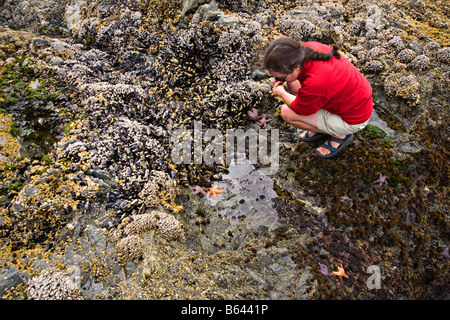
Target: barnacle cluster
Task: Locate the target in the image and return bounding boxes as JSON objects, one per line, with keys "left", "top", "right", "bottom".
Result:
{"left": 385, "top": 36, "right": 406, "bottom": 52}
{"left": 124, "top": 211, "right": 184, "bottom": 241}
{"left": 156, "top": 212, "right": 185, "bottom": 240}
{"left": 397, "top": 48, "right": 416, "bottom": 63}
{"left": 27, "top": 267, "right": 82, "bottom": 300}
{"left": 423, "top": 42, "right": 440, "bottom": 56}
{"left": 384, "top": 75, "right": 400, "bottom": 98}
{"left": 397, "top": 74, "right": 421, "bottom": 104}
{"left": 290, "top": 19, "right": 316, "bottom": 41}
{"left": 123, "top": 213, "right": 159, "bottom": 236}
{"left": 436, "top": 47, "right": 450, "bottom": 63}
{"left": 384, "top": 74, "right": 421, "bottom": 106}
{"left": 366, "top": 46, "right": 384, "bottom": 60}
{"left": 339, "top": 2, "right": 448, "bottom": 111}
{"left": 365, "top": 29, "right": 378, "bottom": 41}
{"left": 114, "top": 234, "right": 143, "bottom": 262}
{"left": 348, "top": 18, "right": 363, "bottom": 36}
{"left": 138, "top": 170, "right": 178, "bottom": 210}
{"left": 212, "top": 22, "right": 263, "bottom": 81}
{"left": 109, "top": 210, "right": 184, "bottom": 262}
{"left": 410, "top": 54, "right": 430, "bottom": 71}
{"left": 364, "top": 60, "right": 384, "bottom": 73}
{"left": 278, "top": 6, "right": 341, "bottom": 44}
{"left": 367, "top": 39, "right": 381, "bottom": 49}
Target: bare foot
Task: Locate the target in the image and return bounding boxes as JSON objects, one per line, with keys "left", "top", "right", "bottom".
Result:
{"left": 316, "top": 135, "right": 346, "bottom": 156}
{"left": 300, "top": 131, "right": 317, "bottom": 139}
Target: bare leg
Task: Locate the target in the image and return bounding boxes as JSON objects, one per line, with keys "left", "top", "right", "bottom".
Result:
{"left": 280, "top": 104, "right": 346, "bottom": 156}
{"left": 280, "top": 104, "right": 326, "bottom": 134}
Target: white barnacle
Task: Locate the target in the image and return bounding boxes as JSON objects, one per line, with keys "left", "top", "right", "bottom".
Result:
{"left": 397, "top": 49, "right": 416, "bottom": 64}
{"left": 27, "top": 267, "right": 82, "bottom": 300}
{"left": 436, "top": 47, "right": 450, "bottom": 64}
{"left": 410, "top": 54, "right": 430, "bottom": 71}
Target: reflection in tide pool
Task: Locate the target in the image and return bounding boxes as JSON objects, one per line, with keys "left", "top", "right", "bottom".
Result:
{"left": 206, "top": 156, "right": 279, "bottom": 230}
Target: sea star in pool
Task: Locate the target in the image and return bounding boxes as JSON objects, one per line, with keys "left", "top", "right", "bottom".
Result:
{"left": 438, "top": 247, "right": 449, "bottom": 260}
{"left": 189, "top": 185, "right": 207, "bottom": 196}
{"left": 206, "top": 185, "right": 226, "bottom": 200}
{"left": 256, "top": 114, "right": 272, "bottom": 128}
{"left": 332, "top": 265, "right": 349, "bottom": 278}
{"left": 318, "top": 263, "right": 333, "bottom": 277}
{"left": 374, "top": 172, "right": 388, "bottom": 187}
{"left": 247, "top": 108, "right": 263, "bottom": 121}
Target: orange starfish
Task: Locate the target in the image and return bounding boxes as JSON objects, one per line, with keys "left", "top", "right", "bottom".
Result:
{"left": 206, "top": 185, "right": 226, "bottom": 200}
{"left": 332, "top": 266, "right": 349, "bottom": 278}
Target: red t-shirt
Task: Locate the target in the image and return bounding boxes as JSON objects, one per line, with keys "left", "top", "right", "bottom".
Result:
{"left": 290, "top": 41, "right": 373, "bottom": 125}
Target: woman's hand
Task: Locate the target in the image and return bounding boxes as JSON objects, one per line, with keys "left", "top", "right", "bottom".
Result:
{"left": 271, "top": 79, "right": 297, "bottom": 107}
{"left": 272, "top": 81, "right": 286, "bottom": 97}
{"left": 272, "top": 78, "right": 284, "bottom": 86}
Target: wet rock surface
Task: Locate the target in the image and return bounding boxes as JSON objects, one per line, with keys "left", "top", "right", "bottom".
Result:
{"left": 0, "top": 0, "right": 448, "bottom": 300}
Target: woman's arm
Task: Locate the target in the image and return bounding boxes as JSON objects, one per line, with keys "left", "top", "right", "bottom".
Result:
{"left": 286, "top": 80, "right": 301, "bottom": 94}
{"left": 272, "top": 82, "right": 297, "bottom": 107}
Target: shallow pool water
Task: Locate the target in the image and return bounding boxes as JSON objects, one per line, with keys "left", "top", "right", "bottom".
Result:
{"left": 205, "top": 156, "right": 279, "bottom": 230}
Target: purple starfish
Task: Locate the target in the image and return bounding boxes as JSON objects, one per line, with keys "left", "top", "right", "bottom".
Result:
{"left": 438, "top": 247, "right": 449, "bottom": 260}
{"left": 374, "top": 172, "right": 388, "bottom": 187}
{"left": 189, "top": 185, "right": 207, "bottom": 196}
{"left": 256, "top": 114, "right": 272, "bottom": 128}
{"left": 247, "top": 108, "right": 262, "bottom": 121}
{"left": 340, "top": 195, "right": 350, "bottom": 202}
{"left": 318, "top": 263, "right": 333, "bottom": 277}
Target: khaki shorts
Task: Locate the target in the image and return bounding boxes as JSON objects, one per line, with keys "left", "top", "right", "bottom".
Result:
{"left": 316, "top": 109, "right": 370, "bottom": 136}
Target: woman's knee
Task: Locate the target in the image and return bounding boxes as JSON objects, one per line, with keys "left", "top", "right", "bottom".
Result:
{"left": 280, "top": 105, "right": 319, "bottom": 130}
{"left": 280, "top": 104, "right": 292, "bottom": 122}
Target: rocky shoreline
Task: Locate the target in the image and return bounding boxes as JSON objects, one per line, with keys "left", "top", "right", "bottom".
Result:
{"left": 0, "top": 0, "right": 448, "bottom": 300}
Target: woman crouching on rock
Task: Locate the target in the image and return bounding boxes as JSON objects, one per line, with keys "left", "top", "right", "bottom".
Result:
{"left": 263, "top": 37, "right": 373, "bottom": 158}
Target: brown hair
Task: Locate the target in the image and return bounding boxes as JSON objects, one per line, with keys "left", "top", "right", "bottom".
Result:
{"left": 263, "top": 37, "right": 341, "bottom": 74}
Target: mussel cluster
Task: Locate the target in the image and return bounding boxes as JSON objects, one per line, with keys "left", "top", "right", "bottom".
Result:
{"left": 57, "top": 116, "right": 167, "bottom": 195}
{"left": 51, "top": 6, "right": 274, "bottom": 214}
